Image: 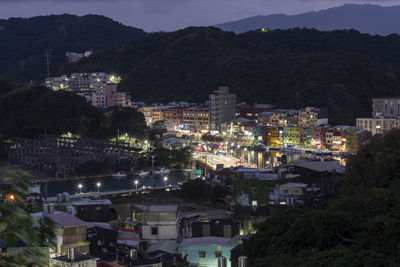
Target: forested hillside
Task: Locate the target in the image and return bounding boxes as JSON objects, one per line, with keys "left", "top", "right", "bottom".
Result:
{"left": 0, "top": 14, "right": 146, "bottom": 81}
{"left": 72, "top": 27, "right": 400, "bottom": 124}
{"left": 245, "top": 130, "right": 400, "bottom": 266}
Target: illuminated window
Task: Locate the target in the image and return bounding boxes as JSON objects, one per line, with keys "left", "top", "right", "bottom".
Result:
{"left": 252, "top": 200, "right": 258, "bottom": 206}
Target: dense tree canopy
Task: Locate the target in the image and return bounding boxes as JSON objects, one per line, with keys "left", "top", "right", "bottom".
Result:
{"left": 0, "top": 171, "right": 56, "bottom": 266}
{"left": 72, "top": 27, "right": 400, "bottom": 124}
{"left": 245, "top": 130, "right": 400, "bottom": 266}
{"left": 0, "top": 86, "right": 146, "bottom": 141}
{"left": 0, "top": 14, "right": 146, "bottom": 82}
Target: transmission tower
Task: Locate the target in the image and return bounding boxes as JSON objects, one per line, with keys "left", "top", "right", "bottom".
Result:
{"left": 44, "top": 49, "right": 52, "bottom": 78}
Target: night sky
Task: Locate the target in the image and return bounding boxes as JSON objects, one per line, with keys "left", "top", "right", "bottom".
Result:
{"left": 0, "top": 0, "right": 399, "bottom": 31}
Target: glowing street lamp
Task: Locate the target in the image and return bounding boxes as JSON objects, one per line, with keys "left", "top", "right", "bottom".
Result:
{"left": 134, "top": 180, "right": 138, "bottom": 190}
{"left": 96, "top": 182, "right": 101, "bottom": 193}
{"left": 78, "top": 183, "right": 83, "bottom": 194}
{"left": 163, "top": 176, "right": 168, "bottom": 188}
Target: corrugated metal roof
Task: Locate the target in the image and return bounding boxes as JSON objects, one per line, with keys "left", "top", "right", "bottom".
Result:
{"left": 45, "top": 212, "right": 86, "bottom": 227}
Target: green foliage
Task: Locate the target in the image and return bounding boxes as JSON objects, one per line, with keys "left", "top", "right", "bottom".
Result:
{"left": 0, "top": 86, "right": 146, "bottom": 141}
{"left": 98, "top": 106, "right": 146, "bottom": 139}
{"left": 73, "top": 27, "right": 400, "bottom": 124}
{"left": 0, "top": 86, "right": 102, "bottom": 138}
{"left": 153, "top": 147, "right": 192, "bottom": 168}
{"left": 0, "top": 14, "right": 146, "bottom": 81}
{"left": 210, "top": 185, "right": 229, "bottom": 203}
{"left": 245, "top": 129, "right": 400, "bottom": 266}
{"left": 0, "top": 171, "right": 56, "bottom": 266}
{"left": 180, "top": 179, "right": 207, "bottom": 199}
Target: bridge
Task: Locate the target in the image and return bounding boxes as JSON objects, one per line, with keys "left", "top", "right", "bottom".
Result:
{"left": 44, "top": 185, "right": 180, "bottom": 202}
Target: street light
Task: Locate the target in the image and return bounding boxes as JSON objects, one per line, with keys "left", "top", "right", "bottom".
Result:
{"left": 163, "top": 176, "right": 168, "bottom": 188}
{"left": 134, "top": 180, "right": 138, "bottom": 190}
{"left": 78, "top": 183, "right": 83, "bottom": 194}
{"left": 96, "top": 182, "right": 101, "bottom": 193}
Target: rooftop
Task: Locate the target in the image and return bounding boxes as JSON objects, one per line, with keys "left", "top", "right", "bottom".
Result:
{"left": 179, "top": 237, "right": 236, "bottom": 248}
{"left": 45, "top": 212, "right": 87, "bottom": 227}
{"left": 292, "top": 160, "right": 345, "bottom": 173}
{"left": 72, "top": 199, "right": 112, "bottom": 206}
{"left": 52, "top": 252, "right": 97, "bottom": 263}
{"left": 281, "top": 182, "right": 308, "bottom": 188}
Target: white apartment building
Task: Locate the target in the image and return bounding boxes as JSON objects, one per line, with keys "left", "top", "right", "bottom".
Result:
{"left": 132, "top": 205, "right": 179, "bottom": 241}
{"left": 209, "top": 86, "right": 236, "bottom": 133}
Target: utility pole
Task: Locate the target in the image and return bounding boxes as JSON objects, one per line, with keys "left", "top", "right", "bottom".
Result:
{"left": 44, "top": 49, "right": 52, "bottom": 79}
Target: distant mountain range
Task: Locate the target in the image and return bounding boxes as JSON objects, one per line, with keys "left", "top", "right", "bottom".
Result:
{"left": 216, "top": 4, "right": 400, "bottom": 35}
{"left": 0, "top": 14, "right": 146, "bottom": 81}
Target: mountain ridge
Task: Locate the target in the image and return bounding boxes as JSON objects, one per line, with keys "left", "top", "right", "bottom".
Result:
{"left": 215, "top": 4, "right": 400, "bottom": 35}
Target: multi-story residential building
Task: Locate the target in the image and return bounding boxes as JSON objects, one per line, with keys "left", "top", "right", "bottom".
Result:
{"left": 46, "top": 73, "right": 131, "bottom": 109}
{"left": 139, "top": 106, "right": 155, "bottom": 125}
{"left": 283, "top": 127, "right": 301, "bottom": 147}
{"left": 152, "top": 107, "right": 167, "bottom": 123}
{"left": 106, "top": 83, "right": 118, "bottom": 108}
{"left": 91, "top": 91, "right": 107, "bottom": 109}
{"left": 132, "top": 205, "right": 179, "bottom": 241}
{"left": 298, "top": 107, "right": 328, "bottom": 127}
{"left": 31, "top": 209, "right": 90, "bottom": 256}
{"left": 257, "top": 110, "right": 299, "bottom": 127}
{"left": 164, "top": 108, "right": 184, "bottom": 128}
{"left": 356, "top": 117, "right": 397, "bottom": 135}
{"left": 269, "top": 183, "right": 309, "bottom": 205}
{"left": 236, "top": 103, "right": 275, "bottom": 120}
{"left": 45, "top": 72, "right": 109, "bottom": 92}
{"left": 356, "top": 98, "right": 400, "bottom": 135}
{"left": 178, "top": 237, "right": 238, "bottom": 267}
{"left": 50, "top": 246, "right": 97, "bottom": 267}
{"left": 372, "top": 97, "right": 400, "bottom": 117}
{"left": 209, "top": 87, "right": 236, "bottom": 133}
{"left": 183, "top": 106, "right": 209, "bottom": 133}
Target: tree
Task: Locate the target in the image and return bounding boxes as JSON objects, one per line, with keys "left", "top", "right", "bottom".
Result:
{"left": 0, "top": 171, "right": 56, "bottom": 267}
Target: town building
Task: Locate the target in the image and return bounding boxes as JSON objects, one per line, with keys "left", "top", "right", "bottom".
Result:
{"left": 65, "top": 50, "right": 93, "bottom": 63}
{"left": 178, "top": 237, "right": 237, "bottom": 267}
{"left": 356, "top": 97, "right": 400, "bottom": 135}
{"left": 183, "top": 106, "right": 209, "bottom": 133}
{"left": 236, "top": 103, "right": 275, "bottom": 120}
{"left": 209, "top": 87, "right": 236, "bottom": 133}
{"left": 372, "top": 97, "right": 400, "bottom": 117}
{"left": 257, "top": 109, "right": 298, "bottom": 127}
{"left": 356, "top": 117, "right": 397, "bottom": 135}
{"left": 269, "top": 182, "right": 308, "bottom": 205}
{"left": 71, "top": 199, "right": 118, "bottom": 222}
{"left": 30, "top": 209, "right": 90, "bottom": 256}
{"left": 298, "top": 107, "right": 328, "bottom": 127}
{"left": 50, "top": 246, "right": 97, "bottom": 267}
{"left": 132, "top": 205, "right": 179, "bottom": 241}
{"left": 163, "top": 108, "right": 184, "bottom": 129}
